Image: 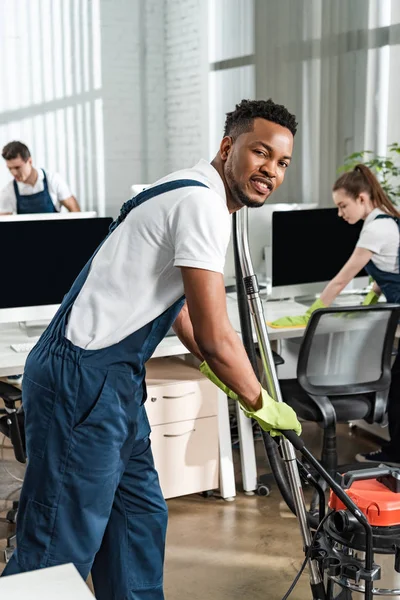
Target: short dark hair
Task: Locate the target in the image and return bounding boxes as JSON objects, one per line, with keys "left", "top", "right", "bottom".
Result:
{"left": 2, "top": 141, "right": 31, "bottom": 162}
{"left": 224, "top": 98, "right": 298, "bottom": 140}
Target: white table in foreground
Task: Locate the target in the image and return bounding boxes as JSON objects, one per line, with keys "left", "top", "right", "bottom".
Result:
{"left": 0, "top": 563, "right": 94, "bottom": 600}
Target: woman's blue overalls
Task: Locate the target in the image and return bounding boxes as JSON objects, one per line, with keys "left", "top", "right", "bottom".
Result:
{"left": 2, "top": 179, "right": 208, "bottom": 599}
{"left": 14, "top": 170, "right": 57, "bottom": 213}
{"left": 364, "top": 213, "right": 400, "bottom": 461}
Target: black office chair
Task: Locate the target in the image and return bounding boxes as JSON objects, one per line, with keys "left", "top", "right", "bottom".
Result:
{"left": 279, "top": 304, "right": 400, "bottom": 507}
{"left": 0, "top": 381, "right": 26, "bottom": 562}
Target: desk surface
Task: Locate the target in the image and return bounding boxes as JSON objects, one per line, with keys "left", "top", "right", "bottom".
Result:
{"left": 0, "top": 295, "right": 365, "bottom": 377}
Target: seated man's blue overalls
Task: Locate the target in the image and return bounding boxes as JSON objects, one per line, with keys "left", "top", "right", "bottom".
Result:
{"left": 14, "top": 169, "right": 57, "bottom": 214}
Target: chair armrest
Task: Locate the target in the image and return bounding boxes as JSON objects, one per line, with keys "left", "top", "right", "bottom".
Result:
{"left": 366, "top": 390, "right": 388, "bottom": 425}
{"left": 308, "top": 394, "right": 337, "bottom": 428}
{"left": 0, "top": 381, "right": 22, "bottom": 409}
{"left": 272, "top": 350, "right": 285, "bottom": 366}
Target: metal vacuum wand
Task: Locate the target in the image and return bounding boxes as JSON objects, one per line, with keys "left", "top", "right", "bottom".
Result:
{"left": 235, "top": 207, "right": 325, "bottom": 598}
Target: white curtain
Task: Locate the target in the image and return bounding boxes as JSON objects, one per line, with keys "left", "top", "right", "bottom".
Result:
{"left": 209, "top": 0, "right": 400, "bottom": 207}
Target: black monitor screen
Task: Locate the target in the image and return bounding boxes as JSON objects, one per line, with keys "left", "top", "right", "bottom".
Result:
{"left": 272, "top": 208, "right": 365, "bottom": 287}
{"left": 0, "top": 217, "right": 113, "bottom": 308}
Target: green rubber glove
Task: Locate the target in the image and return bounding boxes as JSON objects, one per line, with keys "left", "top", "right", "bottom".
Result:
{"left": 268, "top": 298, "right": 325, "bottom": 329}
{"left": 199, "top": 362, "right": 301, "bottom": 437}
{"left": 241, "top": 387, "right": 302, "bottom": 437}
{"left": 362, "top": 290, "right": 380, "bottom": 306}
{"left": 337, "top": 289, "right": 381, "bottom": 320}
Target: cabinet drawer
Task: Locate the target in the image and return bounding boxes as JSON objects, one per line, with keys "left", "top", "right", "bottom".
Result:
{"left": 145, "top": 379, "right": 217, "bottom": 426}
{"left": 150, "top": 416, "right": 219, "bottom": 499}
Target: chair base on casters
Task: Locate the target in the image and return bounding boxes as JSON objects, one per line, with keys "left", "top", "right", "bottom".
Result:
{"left": 4, "top": 533, "right": 16, "bottom": 563}
{"left": 6, "top": 500, "right": 18, "bottom": 524}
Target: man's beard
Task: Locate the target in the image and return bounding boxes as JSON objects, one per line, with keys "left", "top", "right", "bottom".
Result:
{"left": 230, "top": 179, "right": 266, "bottom": 209}
{"left": 225, "top": 162, "right": 266, "bottom": 209}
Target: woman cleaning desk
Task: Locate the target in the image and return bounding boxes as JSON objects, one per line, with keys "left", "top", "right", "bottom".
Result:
{"left": 270, "top": 164, "right": 400, "bottom": 466}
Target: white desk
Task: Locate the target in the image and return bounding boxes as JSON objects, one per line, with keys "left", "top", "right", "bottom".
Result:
{"left": 0, "top": 295, "right": 374, "bottom": 498}
{"left": 0, "top": 296, "right": 308, "bottom": 377}
{"left": 0, "top": 318, "right": 239, "bottom": 501}
{"left": 0, "top": 297, "right": 305, "bottom": 499}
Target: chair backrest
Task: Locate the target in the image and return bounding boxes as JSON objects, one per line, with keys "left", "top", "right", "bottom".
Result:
{"left": 297, "top": 304, "right": 400, "bottom": 396}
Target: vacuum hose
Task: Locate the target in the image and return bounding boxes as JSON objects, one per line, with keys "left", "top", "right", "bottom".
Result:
{"left": 232, "top": 214, "right": 297, "bottom": 516}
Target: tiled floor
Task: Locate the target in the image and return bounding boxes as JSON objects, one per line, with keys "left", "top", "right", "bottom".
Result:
{"left": 0, "top": 416, "right": 378, "bottom": 599}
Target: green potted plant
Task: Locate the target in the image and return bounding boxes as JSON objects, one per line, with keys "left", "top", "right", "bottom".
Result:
{"left": 338, "top": 142, "right": 400, "bottom": 206}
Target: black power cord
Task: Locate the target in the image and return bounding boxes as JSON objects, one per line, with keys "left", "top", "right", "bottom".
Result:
{"left": 281, "top": 511, "right": 332, "bottom": 600}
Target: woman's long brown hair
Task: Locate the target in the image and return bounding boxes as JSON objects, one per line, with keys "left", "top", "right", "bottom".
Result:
{"left": 333, "top": 163, "right": 400, "bottom": 218}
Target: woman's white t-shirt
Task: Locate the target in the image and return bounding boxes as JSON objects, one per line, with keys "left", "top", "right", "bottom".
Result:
{"left": 356, "top": 208, "right": 399, "bottom": 273}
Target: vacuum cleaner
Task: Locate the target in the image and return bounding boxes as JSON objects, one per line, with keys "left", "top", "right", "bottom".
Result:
{"left": 232, "top": 208, "right": 400, "bottom": 599}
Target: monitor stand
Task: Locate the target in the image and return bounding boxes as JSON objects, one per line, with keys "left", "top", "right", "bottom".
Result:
{"left": 294, "top": 294, "right": 318, "bottom": 307}
{"left": 19, "top": 319, "right": 51, "bottom": 338}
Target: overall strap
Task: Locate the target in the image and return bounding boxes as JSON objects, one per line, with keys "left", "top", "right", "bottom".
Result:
{"left": 42, "top": 169, "right": 49, "bottom": 190}
{"left": 110, "top": 179, "right": 208, "bottom": 232}
{"left": 13, "top": 178, "right": 20, "bottom": 200}
{"left": 373, "top": 214, "right": 399, "bottom": 222}
{"left": 373, "top": 213, "right": 400, "bottom": 275}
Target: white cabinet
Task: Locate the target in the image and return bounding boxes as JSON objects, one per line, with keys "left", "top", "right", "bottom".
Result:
{"left": 145, "top": 358, "right": 219, "bottom": 499}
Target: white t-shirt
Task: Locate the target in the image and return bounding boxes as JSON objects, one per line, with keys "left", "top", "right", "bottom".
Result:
{"left": 356, "top": 207, "right": 399, "bottom": 272}
{"left": 0, "top": 168, "right": 72, "bottom": 213}
{"left": 65, "top": 159, "right": 231, "bottom": 350}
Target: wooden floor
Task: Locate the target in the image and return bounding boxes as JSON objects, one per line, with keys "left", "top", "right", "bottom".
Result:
{"left": 0, "top": 417, "right": 378, "bottom": 599}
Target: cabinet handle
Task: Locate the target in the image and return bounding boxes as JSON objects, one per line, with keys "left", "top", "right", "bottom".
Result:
{"left": 162, "top": 392, "right": 196, "bottom": 399}
{"left": 163, "top": 429, "right": 195, "bottom": 438}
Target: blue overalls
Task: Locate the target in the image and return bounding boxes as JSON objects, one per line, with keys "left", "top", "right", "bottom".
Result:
{"left": 14, "top": 170, "right": 57, "bottom": 213}
{"left": 2, "top": 179, "right": 208, "bottom": 599}
{"left": 364, "top": 213, "right": 400, "bottom": 460}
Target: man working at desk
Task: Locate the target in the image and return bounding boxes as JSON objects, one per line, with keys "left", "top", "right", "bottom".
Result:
{"left": 0, "top": 141, "right": 80, "bottom": 214}
{"left": 2, "top": 99, "right": 301, "bottom": 599}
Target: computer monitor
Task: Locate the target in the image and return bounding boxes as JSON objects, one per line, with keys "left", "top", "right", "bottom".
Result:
{"left": 0, "top": 211, "right": 97, "bottom": 222}
{"left": 267, "top": 208, "right": 367, "bottom": 299}
{"left": 0, "top": 217, "right": 113, "bottom": 325}
{"left": 224, "top": 203, "right": 318, "bottom": 284}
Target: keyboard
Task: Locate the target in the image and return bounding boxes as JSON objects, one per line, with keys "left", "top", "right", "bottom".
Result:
{"left": 10, "top": 341, "right": 38, "bottom": 353}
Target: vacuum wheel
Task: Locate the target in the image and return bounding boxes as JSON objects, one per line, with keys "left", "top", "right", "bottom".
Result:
{"left": 6, "top": 500, "right": 18, "bottom": 524}
{"left": 256, "top": 483, "right": 270, "bottom": 497}
{"left": 6, "top": 508, "right": 17, "bottom": 524}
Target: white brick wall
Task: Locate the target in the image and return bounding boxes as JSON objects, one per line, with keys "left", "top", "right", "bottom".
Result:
{"left": 101, "top": 0, "right": 209, "bottom": 200}
{"left": 144, "top": 0, "right": 167, "bottom": 183}
{"left": 100, "top": 0, "right": 144, "bottom": 216}
{"left": 164, "top": 0, "right": 209, "bottom": 172}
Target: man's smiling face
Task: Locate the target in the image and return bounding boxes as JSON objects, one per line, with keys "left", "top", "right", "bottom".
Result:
{"left": 222, "top": 117, "right": 294, "bottom": 209}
